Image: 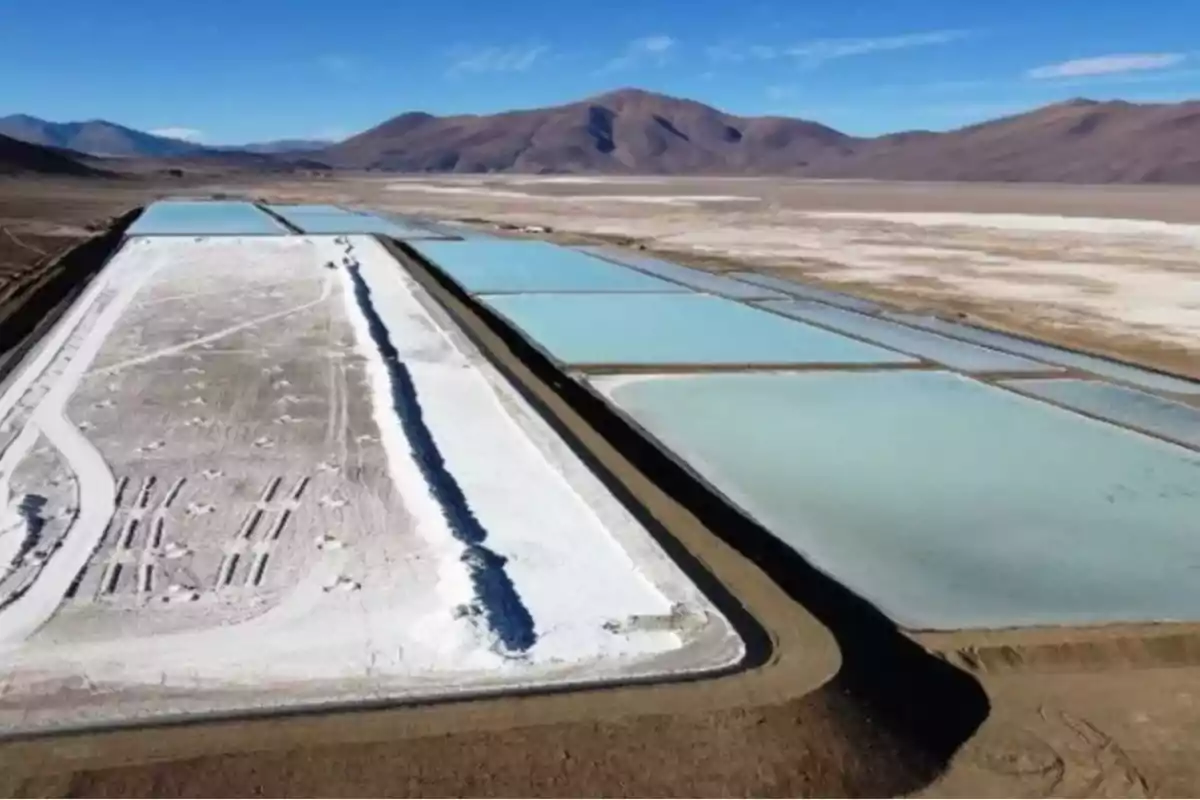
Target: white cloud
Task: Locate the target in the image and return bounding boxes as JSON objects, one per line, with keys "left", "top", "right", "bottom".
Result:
{"left": 318, "top": 54, "right": 357, "bottom": 78}
{"left": 312, "top": 127, "right": 349, "bottom": 142}
{"left": 708, "top": 29, "right": 971, "bottom": 66}
{"left": 705, "top": 43, "right": 749, "bottom": 63}
{"left": 1027, "top": 53, "right": 1187, "bottom": 79}
{"left": 149, "top": 127, "right": 204, "bottom": 142}
{"left": 598, "top": 35, "right": 676, "bottom": 73}
{"left": 786, "top": 30, "right": 972, "bottom": 64}
{"left": 447, "top": 43, "right": 549, "bottom": 75}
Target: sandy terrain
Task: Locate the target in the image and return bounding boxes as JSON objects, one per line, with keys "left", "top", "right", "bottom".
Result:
{"left": 246, "top": 176, "right": 1200, "bottom": 378}
{"left": 0, "top": 232, "right": 738, "bottom": 734}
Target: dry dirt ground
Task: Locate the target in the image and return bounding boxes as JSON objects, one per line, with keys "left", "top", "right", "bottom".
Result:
{"left": 0, "top": 175, "right": 1198, "bottom": 797}
{"left": 248, "top": 175, "right": 1200, "bottom": 380}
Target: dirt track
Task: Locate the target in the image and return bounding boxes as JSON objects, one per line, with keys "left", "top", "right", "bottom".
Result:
{"left": 0, "top": 177, "right": 1198, "bottom": 797}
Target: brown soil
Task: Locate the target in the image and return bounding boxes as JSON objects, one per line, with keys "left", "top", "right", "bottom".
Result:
{"left": 0, "top": 180, "right": 151, "bottom": 385}
{"left": 0, "top": 177, "right": 1197, "bottom": 797}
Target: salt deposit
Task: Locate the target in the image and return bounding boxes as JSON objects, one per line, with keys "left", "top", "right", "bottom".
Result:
{"left": 0, "top": 234, "right": 741, "bottom": 735}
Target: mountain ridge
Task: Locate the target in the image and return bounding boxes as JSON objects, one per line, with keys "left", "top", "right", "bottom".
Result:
{"left": 6, "top": 90, "right": 1200, "bottom": 183}
{"left": 0, "top": 115, "right": 205, "bottom": 158}
{"left": 314, "top": 88, "right": 1200, "bottom": 182}
{"left": 0, "top": 116, "right": 332, "bottom": 159}
{"left": 0, "top": 133, "right": 110, "bottom": 177}
{"left": 319, "top": 87, "right": 857, "bottom": 174}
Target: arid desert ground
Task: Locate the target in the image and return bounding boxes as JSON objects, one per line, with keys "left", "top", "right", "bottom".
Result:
{"left": 0, "top": 174, "right": 1197, "bottom": 798}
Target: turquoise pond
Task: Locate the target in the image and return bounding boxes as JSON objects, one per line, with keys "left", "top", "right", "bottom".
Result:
{"left": 729, "top": 272, "right": 882, "bottom": 314}
{"left": 594, "top": 370, "right": 1200, "bottom": 630}
{"left": 573, "top": 246, "right": 788, "bottom": 300}
{"left": 480, "top": 293, "right": 915, "bottom": 366}
{"left": 265, "top": 205, "right": 436, "bottom": 238}
{"left": 128, "top": 201, "right": 286, "bottom": 236}
{"left": 1004, "top": 378, "right": 1200, "bottom": 449}
{"left": 410, "top": 240, "right": 687, "bottom": 294}
{"left": 889, "top": 313, "right": 1200, "bottom": 395}
{"left": 758, "top": 300, "right": 1057, "bottom": 373}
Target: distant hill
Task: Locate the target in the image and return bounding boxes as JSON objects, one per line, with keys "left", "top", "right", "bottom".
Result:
{"left": 315, "top": 89, "right": 1200, "bottom": 183}
{"left": 318, "top": 88, "right": 853, "bottom": 173}
{"left": 9, "top": 92, "right": 1200, "bottom": 182}
{"left": 0, "top": 133, "right": 108, "bottom": 177}
{"left": 801, "top": 98, "right": 1200, "bottom": 183}
{"left": 0, "top": 114, "right": 203, "bottom": 158}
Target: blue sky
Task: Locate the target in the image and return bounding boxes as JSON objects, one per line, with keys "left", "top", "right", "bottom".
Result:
{"left": 2, "top": 0, "right": 1198, "bottom": 144}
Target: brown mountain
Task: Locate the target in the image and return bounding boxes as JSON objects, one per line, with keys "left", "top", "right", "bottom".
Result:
{"left": 319, "top": 90, "right": 1200, "bottom": 183}
{"left": 9, "top": 90, "right": 1200, "bottom": 182}
{"left": 319, "top": 88, "right": 854, "bottom": 173}
{"left": 0, "top": 133, "right": 108, "bottom": 177}
{"left": 0, "top": 115, "right": 204, "bottom": 158}
{"left": 807, "top": 99, "right": 1200, "bottom": 183}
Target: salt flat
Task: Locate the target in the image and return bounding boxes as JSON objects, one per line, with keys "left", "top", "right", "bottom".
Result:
{"left": 0, "top": 234, "right": 740, "bottom": 734}
{"left": 289, "top": 176, "right": 1200, "bottom": 376}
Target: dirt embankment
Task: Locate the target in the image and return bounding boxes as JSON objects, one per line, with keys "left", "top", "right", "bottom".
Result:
{"left": 0, "top": 208, "right": 140, "bottom": 384}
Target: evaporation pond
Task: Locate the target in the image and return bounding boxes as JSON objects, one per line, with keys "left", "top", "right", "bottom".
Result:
{"left": 574, "top": 246, "right": 788, "bottom": 299}
{"left": 593, "top": 370, "right": 1200, "bottom": 629}
{"left": 410, "top": 240, "right": 687, "bottom": 293}
{"left": 128, "top": 201, "right": 286, "bottom": 236}
{"left": 481, "top": 293, "right": 913, "bottom": 366}
{"left": 371, "top": 212, "right": 465, "bottom": 240}
{"left": 729, "top": 272, "right": 881, "bottom": 313}
{"left": 759, "top": 300, "right": 1057, "bottom": 373}
{"left": 266, "top": 205, "right": 434, "bottom": 237}
{"left": 1004, "top": 378, "right": 1200, "bottom": 449}
{"left": 888, "top": 313, "right": 1200, "bottom": 395}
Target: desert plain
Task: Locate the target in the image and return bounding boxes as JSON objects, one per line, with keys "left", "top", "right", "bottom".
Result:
{"left": 0, "top": 172, "right": 1196, "bottom": 797}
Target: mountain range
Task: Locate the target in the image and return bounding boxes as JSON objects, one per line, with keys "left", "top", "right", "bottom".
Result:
{"left": 5, "top": 89, "right": 1200, "bottom": 183}
{"left": 0, "top": 115, "right": 333, "bottom": 159}
{"left": 0, "top": 114, "right": 205, "bottom": 158}
{"left": 0, "top": 132, "right": 110, "bottom": 177}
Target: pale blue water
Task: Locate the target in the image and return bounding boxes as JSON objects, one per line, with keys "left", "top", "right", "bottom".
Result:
{"left": 597, "top": 370, "right": 1200, "bottom": 630}
{"left": 128, "top": 201, "right": 285, "bottom": 235}
{"left": 1003, "top": 378, "right": 1200, "bottom": 449}
{"left": 480, "top": 293, "right": 915, "bottom": 366}
{"left": 574, "top": 246, "right": 788, "bottom": 299}
{"left": 728, "top": 272, "right": 882, "bottom": 313}
{"left": 758, "top": 300, "right": 1058, "bottom": 373}
{"left": 371, "top": 212, "right": 474, "bottom": 240}
{"left": 409, "top": 240, "right": 687, "bottom": 293}
{"left": 888, "top": 313, "right": 1200, "bottom": 395}
{"left": 266, "top": 204, "right": 433, "bottom": 237}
